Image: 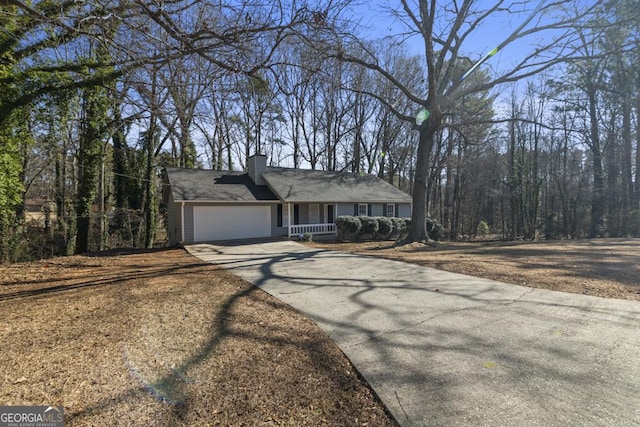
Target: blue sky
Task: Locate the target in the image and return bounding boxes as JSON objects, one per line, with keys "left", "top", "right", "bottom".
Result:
{"left": 352, "top": 0, "right": 568, "bottom": 76}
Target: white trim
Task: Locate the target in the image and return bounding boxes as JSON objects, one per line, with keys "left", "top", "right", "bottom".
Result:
{"left": 278, "top": 200, "right": 411, "bottom": 204}
{"left": 289, "top": 223, "right": 336, "bottom": 237}
{"left": 323, "top": 203, "right": 336, "bottom": 223}
{"left": 357, "top": 203, "right": 368, "bottom": 216}
{"left": 173, "top": 199, "right": 277, "bottom": 204}
{"left": 180, "top": 202, "right": 185, "bottom": 244}
{"left": 386, "top": 203, "right": 395, "bottom": 217}
{"left": 175, "top": 199, "right": 411, "bottom": 204}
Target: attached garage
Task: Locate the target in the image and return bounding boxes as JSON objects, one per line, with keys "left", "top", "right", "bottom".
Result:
{"left": 193, "top": 205, "right": 271, "bottom": 242}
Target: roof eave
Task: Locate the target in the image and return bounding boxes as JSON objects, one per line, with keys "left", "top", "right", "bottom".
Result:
{"left": 172, "top": 199, "right": 279, "bottom": 203}
{"left": 278, "top": 199, "right": 412, "bottom": 203}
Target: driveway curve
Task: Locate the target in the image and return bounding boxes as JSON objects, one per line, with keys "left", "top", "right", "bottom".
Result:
{"left": 187, "top": 240, "right": 640, "bottom": 427}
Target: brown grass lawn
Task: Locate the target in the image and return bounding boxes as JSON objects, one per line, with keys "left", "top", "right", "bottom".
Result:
{"left": 0, "top": 249, "right": 396, "bottom": 426}
{"left": 2, "top": 238, "right": 637, "bottom": 426}
{"left": 309, "top": 238, "right": 640, "bottom": 302}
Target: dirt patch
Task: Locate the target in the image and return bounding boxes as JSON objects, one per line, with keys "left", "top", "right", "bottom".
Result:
{"left": 0, "top": 248, "right": 397, "bottom": 426}
{"left": 308, "top": 238, "right": 640, "bottom": 302}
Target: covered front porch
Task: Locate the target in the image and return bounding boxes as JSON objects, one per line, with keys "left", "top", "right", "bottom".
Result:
{"left": 275, "top": 201, "right": 411, "bottom": 238}
{"left": 279, "top": 202, "right": 341, "bottom": 238}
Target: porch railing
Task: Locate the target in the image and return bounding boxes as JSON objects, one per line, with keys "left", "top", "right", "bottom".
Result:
{"left": 289, "top": 223, "right": 336, "bottom": 237}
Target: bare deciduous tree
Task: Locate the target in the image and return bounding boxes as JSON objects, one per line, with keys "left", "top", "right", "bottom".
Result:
{"left": 322, "top": 0, "right": 601, "bottom": 242}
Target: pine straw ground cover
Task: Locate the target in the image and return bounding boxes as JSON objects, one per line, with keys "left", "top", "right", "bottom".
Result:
{"left": 309, "top": 238, "right": 640, "bottom": 302}
{"left": 0, "top": 249, "right": 396, "bottom": 426}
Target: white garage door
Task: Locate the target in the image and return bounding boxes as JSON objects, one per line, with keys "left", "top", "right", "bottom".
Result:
{"left": 193, "top": 205, "right": 271, "bottom": 242}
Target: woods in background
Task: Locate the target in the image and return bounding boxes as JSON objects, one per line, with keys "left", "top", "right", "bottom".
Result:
{"left": 1, "top": 0, "right": 639, "bottom": 263}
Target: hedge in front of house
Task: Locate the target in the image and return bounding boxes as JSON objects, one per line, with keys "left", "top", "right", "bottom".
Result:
{"left": 358, "top": 216, "right": 379, "bottom": 238}
{"left": 335, "top": 215, "right": 442, "bottom": 241}
{"left": 377, "top": 216, "right": 393, "bottom": 239}
{"left": 334, "top": 215, "right": 410, "bottom": 241}
{"left": 390, "top": 217, "right": 408, "bottom": 239}
{"left": 335, "top": 215, "right": 362, "bottom": 240}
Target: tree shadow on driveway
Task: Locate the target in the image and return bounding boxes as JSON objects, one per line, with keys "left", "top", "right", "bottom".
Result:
{"left": 189, "top": 241, "right": 640, "bottom": 426}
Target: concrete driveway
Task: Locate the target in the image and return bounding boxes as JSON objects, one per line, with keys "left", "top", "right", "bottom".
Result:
{"left": 187, "top": 240, "right": 640, "bottom": 427}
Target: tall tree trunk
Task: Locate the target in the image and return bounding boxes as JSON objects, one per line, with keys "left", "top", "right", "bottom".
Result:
{"left": 405, "top": 104, "right": 442, "bottom": 242}
{"left": 621, "top": 101, "right": 632, "bottom": 230}
{"left": 143, "top": 128, "right": 157, "bottom": 249}
{"left": 75, "top": 86, "right": 108, "bottom": 254}
{"left": 605, "top": 113, "right": 618, "bottom": 234}
{"left": 406, "top": 130, "right": 433, "bottom": 242}
{"left": 508, "top": 119, "right": 519, "bottom": 239}
{"left": 635, "top": 91, "right": 640, "bottom": 210}
{"left": 452, "top": 157, "right": 462, "bottom": 240}
{"left": 588, "top": 92, "right": 605, "bottom": 237}
{"left": 54, "top": 136, "right": 66, "bottom": 228}
{"left": 525, "top": 124, "right": 541, "bottom": 240}
{"left": 444, "top": 161, "right": 453, "bottom": 239}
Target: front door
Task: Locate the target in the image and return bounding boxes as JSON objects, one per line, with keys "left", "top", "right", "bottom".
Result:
{"left": 327, "top": 204, "right": 334, "bottom": 223}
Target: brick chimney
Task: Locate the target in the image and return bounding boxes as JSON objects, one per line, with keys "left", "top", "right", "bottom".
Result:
{"left": 247, "top": 154, "right": 267, "bottom": 185}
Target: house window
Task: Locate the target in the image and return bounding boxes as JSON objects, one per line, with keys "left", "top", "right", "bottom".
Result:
{"left": 358, "top": 203, "right": 368, "bottom": 216}
{"left": 386, "top": 203, "right": 395, "bottom": 217}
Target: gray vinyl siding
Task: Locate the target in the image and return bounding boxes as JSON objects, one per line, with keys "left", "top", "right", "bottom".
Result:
{"left": 271, "top": 204, "right": 288, "bottom": 236}
{"left": 336, "top": 203, "right": 354, "bottom": 217}
{"left": 183, "top": 204, "right": 195, "bottom": 243}
{"left": 398, "top": 203, "right": 411, "bottom": 217}
{"left": 370, "top": 203, "right": 383, "bottom": 217}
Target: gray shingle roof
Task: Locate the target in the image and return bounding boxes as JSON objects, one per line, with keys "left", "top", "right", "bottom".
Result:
{"left": 165, "top": 167, "right": 412, "bottom": 203}
{"left": 262, "top": 167, "right": 412, "bottom": 203}
{"left": 165, "top": 168, "right": 278, "bottom": 202}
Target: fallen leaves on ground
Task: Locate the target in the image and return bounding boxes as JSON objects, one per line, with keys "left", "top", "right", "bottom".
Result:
{"left": 0, "top": 248, "right": 397, "bottom": 426}
{"left": 309, "top": 238, "right": 640, "bottom": 302}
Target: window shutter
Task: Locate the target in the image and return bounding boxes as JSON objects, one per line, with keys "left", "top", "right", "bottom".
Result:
{"left": 277, "top": 204, "right": 283, "bottom": 227}
{"left": 383, "top": 204, "right": 387, "bottom": 216}
{"left": 395, "top": 203, "right": 399, "bottom": 217}
{"left": 354, "top": 204, "right": 358, "bottom": 216}
{"left": 368, "top": 204, "right": 372, "bottom": 216}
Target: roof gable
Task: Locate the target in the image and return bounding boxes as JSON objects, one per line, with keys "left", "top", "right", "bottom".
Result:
{"left": 165, "top": 168, "right": 278, "bottom": 202}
